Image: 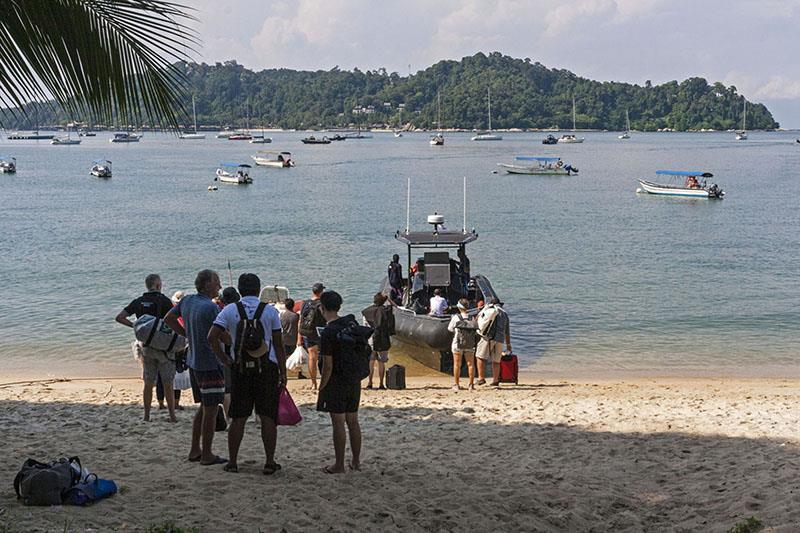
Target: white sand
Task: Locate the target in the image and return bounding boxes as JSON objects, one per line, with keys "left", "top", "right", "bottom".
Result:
{"left": 0, "top": 375, "right": 798, "bottom": 531}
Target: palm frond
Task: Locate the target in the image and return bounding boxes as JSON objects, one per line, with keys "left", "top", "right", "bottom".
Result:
{"left": 0, "top": 0, "right": 199, "bottom": 129}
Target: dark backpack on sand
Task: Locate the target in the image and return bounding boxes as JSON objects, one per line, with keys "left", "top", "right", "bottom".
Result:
{"left": 235, "top": 301, "right": 269, "bottom": 375}
{"left": 336, "top": 316, "right": 373, "bottom": 381}
{"left": 14, "top": 457, "right": 81, "bottom": 506}
{"left": 299, "top": 300, "right": 324, "bottom": 337}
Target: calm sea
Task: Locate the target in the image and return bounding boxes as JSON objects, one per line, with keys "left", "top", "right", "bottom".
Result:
{"left": 1, "top": 131, "right": 798, "bottom": 378}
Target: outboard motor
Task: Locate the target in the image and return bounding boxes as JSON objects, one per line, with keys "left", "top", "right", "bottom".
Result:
{"left": 708, "top": 184, "right": 724, "bottom": 198}
{"left": 564, "top": 164, "right": 578, "bottom": 175}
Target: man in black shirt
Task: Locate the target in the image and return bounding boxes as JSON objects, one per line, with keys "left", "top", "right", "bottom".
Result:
{"left": 116, "top": 273, "right": 178, "bottom": 422}
{"left": 317, "top": 290, "right": 363, "bottom": 474}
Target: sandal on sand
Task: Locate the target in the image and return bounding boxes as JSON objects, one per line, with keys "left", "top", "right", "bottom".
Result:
{"left": 200, "top": 456, "right": 228, "bottom": 466}
{"left": 223, "top": 463, "right": 239, "bottom": 473}
{"left": 476, "top": 379, "right": 487, "bottom": 386}
{"left": 263, "top": 462, "right": 282, "bottom": 475}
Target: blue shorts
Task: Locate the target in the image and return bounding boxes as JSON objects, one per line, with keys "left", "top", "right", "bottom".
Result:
{"left": 189, "top": 368, "right": 225, "bottom": 406}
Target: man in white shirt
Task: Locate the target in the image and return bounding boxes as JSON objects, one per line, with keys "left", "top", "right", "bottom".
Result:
{"left": 428, "top": 288, "right": 449, "bottom": 317}
{"left": 208, "top": 273, "right": 287, "bottom": 475}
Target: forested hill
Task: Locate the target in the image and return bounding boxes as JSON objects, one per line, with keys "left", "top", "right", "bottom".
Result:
{"left": 16, "top": 52, "right": 779, "bottom": 131}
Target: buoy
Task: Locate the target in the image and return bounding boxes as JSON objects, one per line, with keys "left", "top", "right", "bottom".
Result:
{"left": 635, "top": 187, "right": 643, "bottom": 194}
{"left": 491, "top": 170, "right": 498, "bottom": 174}
{"left": 208, "top": 185, "right": 218, "bottom": 191}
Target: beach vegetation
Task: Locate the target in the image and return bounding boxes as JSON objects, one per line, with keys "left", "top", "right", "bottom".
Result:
{"left": 727, "top": 516, "right": 764, "bottom": 533}
{"left": 0, "top": 0, "right": 197, "bottom": 129}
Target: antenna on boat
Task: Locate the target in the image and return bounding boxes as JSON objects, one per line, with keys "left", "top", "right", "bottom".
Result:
{"left": 462, "top": 176, "right": 467, "bottom": 233}
{"left": 405, "top": 177, "right": 411, "bottom": 234}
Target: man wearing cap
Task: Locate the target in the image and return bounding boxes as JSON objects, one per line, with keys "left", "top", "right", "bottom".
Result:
{"left": 298, "top": 282, "right": 326, "bottom": 390}
{"left": 475, "top": 298, "right": 512, "bottom": 386}
{"left": 208, "top": 273, "right": 287, "bottom": 475}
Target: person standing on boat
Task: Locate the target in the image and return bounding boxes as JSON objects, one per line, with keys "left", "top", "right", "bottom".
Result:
{"left": 475, "top": 298, "right": 512, "bottom": 387}
{"left": 164, "top": 269, "right": 227, "bottom": 466}
{"left": 298, "top": 282, "right": 327, "bottom": 390}
{"left": 448, "top": 299, "right": 478, "bottom": 391}
{"left": 388, "top": 254, "right": 404, "bottom": 304}
{"left": 115, "top": 273, "right": 178, "bottom": 422}
{"left": 457, "top": 248, "right": 471, "bottom": 294}
{"left": 361, "top": 292, "right": 395, "bottom": 390}
{"left": 428, "top": 288, "right": 449, "bottom": 317}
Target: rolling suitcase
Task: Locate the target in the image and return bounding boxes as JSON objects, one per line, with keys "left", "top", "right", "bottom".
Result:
{"left": 498, "top": 353, "right": 518, "bottom": 384}
{"left": 385, "top": 365, "right": 406, "bottom": 390}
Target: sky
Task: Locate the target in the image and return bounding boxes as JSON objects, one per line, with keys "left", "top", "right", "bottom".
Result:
{"left": 183, "top": 0, "right": 800, "bottom": 128}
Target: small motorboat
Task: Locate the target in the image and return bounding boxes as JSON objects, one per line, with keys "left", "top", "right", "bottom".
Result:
{"left": 471, "top": 131, "right": 503, "bottom": 141}
{"left": 542, "top": 134, "right": 558, "bottom": 145}
{"left": 557, "top": 134, "right": 584, "bottom": 144}
{"left": 637, "top": 170, "right": 724, "bottom": 199}
{"left": 0, "top": 156, "right": 17, "bottom": 173}
{"left": 178, "top": 132, "right": 206, "bottom": 140}
{"left": 394, "top": 131, "right": 403, "bottom": 138}
{"left": 249, "top": 136, "right": 272, "bottom": 144}
{"left": 251, "top": 151, "right": 294, "bottom": 168}
{"left": 301, "top": 136, "right": 330, "bottom": 144}
{"left": 91, "top": 160, "right": 112, "bottom": 178}
{"left": 51, "top": 135, "right": 81, "bottom": 145}
{"left": 110, "top": 132, "right": 141, "bottom": 143}
{"left": 215, "top": 163, "right": 253, "bottom": 184}
{"left": 329, "top": 134, "right": 347, "bottom": 141}
{"left": 498, "top": 156, "right": 578, "bottom": 175}
{"left": 228, "top": 133, "right": 253, "bottom": 141}
{"left": 78, "top": 129, "right": 96, "bottom": 137}
{"left": 429, "top": 133, "right": 444, "bottom": 146}
{"left": 216, "top": 131, "right": 240, "bottom": 139}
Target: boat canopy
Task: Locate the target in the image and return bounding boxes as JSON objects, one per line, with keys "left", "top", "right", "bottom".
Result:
{"left": 220, "top": 162, "right": 252, "bottom": 168}
{"left": 93, "top": 159, "right": 111, "bottom": 164}
{"left": 256, "top": 151, "right": 291, "bottom": 155}
{"left": 656, "top": 170, "right": 713, "bottom": 178}
{"left": 395, "top": 230, "right": 478, "bottom": 248}
{"left": 515, "top": 156, "right": 560, "bottom": 162}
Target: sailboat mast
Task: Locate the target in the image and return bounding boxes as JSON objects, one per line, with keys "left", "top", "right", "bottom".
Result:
{"left": 572, "top": 96, "right": 576, "bottom": 131}
{"left": 192, "top": 96, "right": 198, "bottom": 133}
{"left": 742, "top": 100, "right": 747, "bottom": 131}
{"left": 487, "top": 87, "right": 492, "bottom": 131}
{"left": 437, "top": 91, "right": 442, "bottom": 134}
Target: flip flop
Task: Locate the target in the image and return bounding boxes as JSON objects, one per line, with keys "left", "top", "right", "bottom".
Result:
{"left": 263, "top": 462, "right": 282, "bottom": 475}
{"left": 223, "top": 463, "right": 239, "bottom": 473}
{"left": 200, "top": 456, "right": 228, "bottom": 466}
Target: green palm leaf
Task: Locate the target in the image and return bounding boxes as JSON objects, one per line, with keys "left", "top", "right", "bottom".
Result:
{"left": 0, "top": 0, "right": 198, "bottom": 129}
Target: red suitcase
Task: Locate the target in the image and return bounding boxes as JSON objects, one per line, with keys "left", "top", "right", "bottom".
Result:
{"left": 498, "top": 353, "right": 518, "bottom": 384}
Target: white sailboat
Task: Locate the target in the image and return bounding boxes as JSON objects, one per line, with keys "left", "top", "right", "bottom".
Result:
{"left": 618, "top": 109, "right": 631, "bottom": 139}
{"left": 430, "top": 91, "right": 444, "bottom": 146}
{"left": 394, "top": 106, "right": 404, "bottom": 137}
{"left": 179, "top": 96, "right": 205, "bottom": 139}
{"left": 558, "top": 96, "right": 585, "bottom": 143}
{"left": 472, "top": 87, "right": 503, "bottom": 141}
{"left": 735, "top": 100, "right": 747, "bottom": 140}
{"left": 51, "top": 127, "right": 81, "bottom": 145}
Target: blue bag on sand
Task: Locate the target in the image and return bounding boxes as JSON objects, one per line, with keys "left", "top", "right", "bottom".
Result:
{"left": 64, "top": 478, "right": 118, "bottom": 506}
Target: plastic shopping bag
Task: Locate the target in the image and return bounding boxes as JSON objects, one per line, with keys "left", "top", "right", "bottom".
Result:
{"left": 276, "top": 386, "right": 302, "bottom": 426}
{"left": 286, "top": 346, "right": 308, "bottom": 371}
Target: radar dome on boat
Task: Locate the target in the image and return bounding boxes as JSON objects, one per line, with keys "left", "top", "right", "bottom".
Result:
{"left": 427, "top": 214, "right": 445, "bottom": 226}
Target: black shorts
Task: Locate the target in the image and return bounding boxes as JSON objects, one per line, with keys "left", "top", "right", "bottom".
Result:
{"left": 301, "top": 336, "right": 319, "bottom": 349}
{"left": 229, "top": 361, "right": 280, "bottom": 421}
{"left": 190, "top": 368, "right": 225, "bottom": 407}
{"left": 316, "top": 378, "right": 361, "bottom": 414}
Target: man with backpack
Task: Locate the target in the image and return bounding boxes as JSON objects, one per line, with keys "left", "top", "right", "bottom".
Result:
{"left": 475, "top": 298, "right": 512, "bottom": 387}
{"left": 361, "top": 292, "right": 395, "bottom": 390}
{"left": 317, "top": 290, "right": 372, "bottom": 474}
{"left": 208, "top": 273, "right": 286, "bottom": 475}
{"left": 297, "top": 282, "right": 326, "bottom": 390}
{"left": 115, "top": 273, "right": 178, "bottom": 422}
{"left": 447, "top": 298, "right": 478, "bottom": 391}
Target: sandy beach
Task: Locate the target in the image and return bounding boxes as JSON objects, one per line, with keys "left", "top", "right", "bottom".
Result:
{"left": 0, "top": 374, "right": 798, "bottom": 532}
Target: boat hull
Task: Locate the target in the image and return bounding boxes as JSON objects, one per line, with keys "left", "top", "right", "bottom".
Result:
{"left": 178, "top": 133, "right": 205, "bottom": 139}
{"left": 216, "top": 169, "right": 252, "bottom": 184}
{"left": 498, "top": 163, "right": 570, "bottom": 175}
{"left": 638, "top": 180, "right": 723, "bottom": 198}
{"left": 252, "top": 157, "right": 291, "bottom": 168}
{"left": 51, "top": 138, "right": 81, "bottom": 145}
{"left": 471, "top": 134, "right": 503, "bottom": 141}
{"left": 8, "top": 133, "right": 54, "bottom": 140}
{"left": 558, "top": 137, "right": 584, "bottom": 144}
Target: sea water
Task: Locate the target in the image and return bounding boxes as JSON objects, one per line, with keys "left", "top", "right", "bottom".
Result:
{"left": 1, "top": 131, "right": 798, "bottom": 378}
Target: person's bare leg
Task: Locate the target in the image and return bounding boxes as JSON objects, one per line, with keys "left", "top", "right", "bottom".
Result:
{"left": 452, "top": 352, "right": 462, "bottom": 388}
{"left": 223, "top": 393, "right": 231, "bottom": 423}
{"left": 466, "top": 355, "right": 476, "bottom": 388}
{"left": 368, "top": 356, "right": 376, "bottom": 388}
{"left": 143, "top": 381, "right": 154, "bottom": 421}
{"left": 325, "top": 413, "right": 346, "bottom": 473}
{"left": 377, "top": 359, "right": 386, "bottom": 388}
{"left": 200, "top": 404, "right": 219, "bottom": 463}
{"left": 308, "top": 345, "right": 319, "bottom": 390}
{"left": 163, "top": 379, "right": 177, "bottom": 422}
{"left": 189, "top": 407, "right": 202, "bottom": 460}
{"left": 226, "top": 417, "right": 246, "bottom": 468}
{"left": 491, "top": 361, "right": 501, "bottom": 386}
{"left": 345, "top": 412, "right": 361, "bottom": 470}
{"left": 477, "top": 358, "right": 486, "bottom": 381}
{"left": 260, "top": 415, "right": 278, "bottom": 466}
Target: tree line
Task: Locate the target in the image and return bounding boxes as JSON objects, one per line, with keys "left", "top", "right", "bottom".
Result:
{"left": 7, "top": 52, "right": 778, "bottom": 131}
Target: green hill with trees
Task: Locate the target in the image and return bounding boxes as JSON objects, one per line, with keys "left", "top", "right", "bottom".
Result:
{"left": 10, "top": 52, "right": 778, "bottom": 131}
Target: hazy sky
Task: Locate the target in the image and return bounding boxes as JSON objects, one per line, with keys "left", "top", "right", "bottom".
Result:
{"left": 184, "top": 0, "right": 800, "bottom": 127}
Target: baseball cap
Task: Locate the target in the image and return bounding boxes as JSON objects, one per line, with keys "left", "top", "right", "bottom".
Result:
{"left": 312, "top": 282, "right": 325, "bottom": 293}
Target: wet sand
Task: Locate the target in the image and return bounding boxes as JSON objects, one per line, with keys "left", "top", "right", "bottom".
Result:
{"left": 0, "top": 375, "right": 798, "bottom": 531}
